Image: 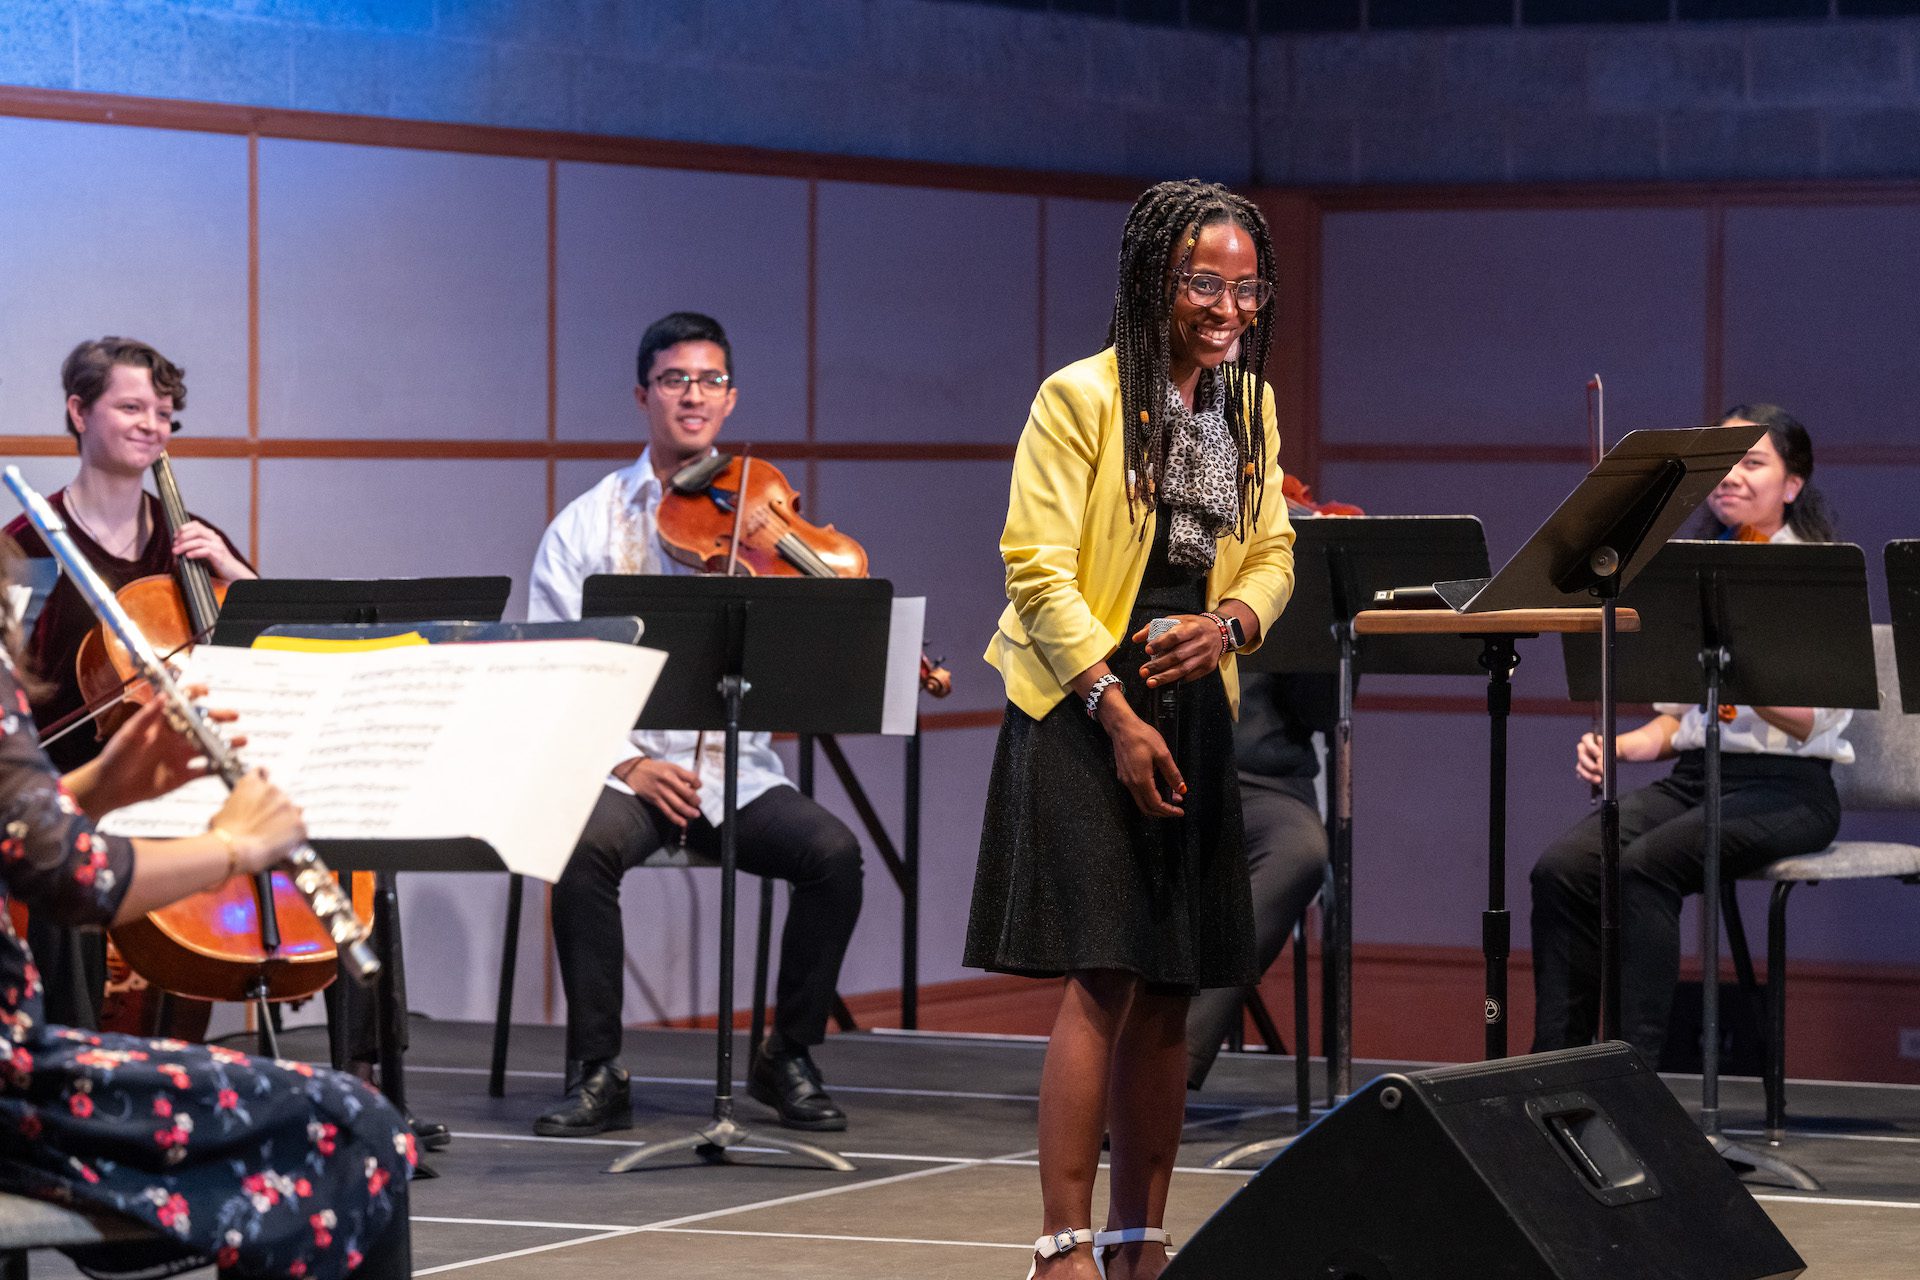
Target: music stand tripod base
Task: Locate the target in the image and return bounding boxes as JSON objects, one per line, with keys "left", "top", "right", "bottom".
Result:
{"left": 607, "top": 1114, "right": 857, "bottom": 1174}
{"left": 1707, "top": 1132, "right": 1821, "bottom": 1192}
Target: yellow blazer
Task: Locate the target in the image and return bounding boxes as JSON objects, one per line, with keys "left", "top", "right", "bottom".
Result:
{"left": 986, "top": 347, "right": 1297, "bottom": 721}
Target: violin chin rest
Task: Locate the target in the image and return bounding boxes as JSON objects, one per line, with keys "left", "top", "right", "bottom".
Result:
{"left": 671, "top": 453, "right": 731, "bottom": 493}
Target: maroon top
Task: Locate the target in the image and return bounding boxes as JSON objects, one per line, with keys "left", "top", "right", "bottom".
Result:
{"left": 4, "top": 490, "right": 246, "bottom": 773}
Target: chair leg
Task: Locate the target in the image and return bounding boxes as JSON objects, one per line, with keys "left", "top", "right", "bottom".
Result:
{"left": 1293, "top": 911, "right": 1312, "bottom": 1134}
{"left": 489, "top": 873, "right": 523, "bottom": 1099}
{"left": 1225, "top": 1000, "right": 1245, "bottom": 1054}
{"left": 1244, "top": 988, "right": 1285, "bottom": 1056}
{"left": 1766, "top": 881, "right": 1797, "bottom": 1143}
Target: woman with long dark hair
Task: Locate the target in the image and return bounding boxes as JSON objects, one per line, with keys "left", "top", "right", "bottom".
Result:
{"left": 1531, "top": 404, "right": 1847, "bottom": 1062}
{"left": 967, "top": 180, "right": 1296, "bottom": 1280}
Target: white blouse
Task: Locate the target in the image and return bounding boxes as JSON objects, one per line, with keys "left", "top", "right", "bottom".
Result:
{"left": 1652, "top": 523, "right": 1854, "bottom": 763}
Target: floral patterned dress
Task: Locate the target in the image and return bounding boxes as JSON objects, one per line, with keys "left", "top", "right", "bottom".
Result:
{"left": 0, "top": 656, "right": 414, "bottom": 1279}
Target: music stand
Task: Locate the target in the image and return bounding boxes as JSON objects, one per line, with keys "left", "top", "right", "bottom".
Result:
{"left": 1564, "top": 541, "right": 1876, "bottom": 1190}
{"left": 580, "top": 575, "right": 892, "bottom": 1174}
{"left": 210, "top": 576, "right": 513, "bottom": 648}
{"left": 212, "top": 575, "right": 512, "bottom": 1171}
{"left": 1248, "top": 518, "right": 1488, "bottom": 1078}
{"left": 1208, "top": 516, "right": 1487, "bottom": 1170}
{"left": 259, "top": 617, "right": 646, "bottom": 1110}
{"left": 1884, "top": 542, "right": 1920, "bottom": 709}
{"left": 1398, "top": 425, "right": 1763, "bottom": 1048}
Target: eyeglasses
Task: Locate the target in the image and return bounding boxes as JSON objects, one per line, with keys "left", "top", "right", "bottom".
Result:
{"left": 1178, "top": 272, "right": 1273, "bottom": 312}
{"left": 652, "top": 370, "right": 732, "bottom": 394}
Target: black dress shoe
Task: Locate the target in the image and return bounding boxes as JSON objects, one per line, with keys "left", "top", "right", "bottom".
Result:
{"left": 748, "top": 1044, "right": 847, "bottom": 1131}
{"left": 408, "top": 1113, "right": 452, "bottom": 1152}
{"left": 533, "top": 1061, "right": 632, "bottom": 1137}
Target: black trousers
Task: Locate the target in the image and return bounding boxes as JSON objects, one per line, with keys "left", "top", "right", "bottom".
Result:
{"left": 1529, "top": 751, "right": 1840, "bottom": 1063}
{"left": 1185, "top": 779, "right": 1328, "bottom": 1088}
{"left": 552, "top": 783, "right": 863, "bottom": 1064}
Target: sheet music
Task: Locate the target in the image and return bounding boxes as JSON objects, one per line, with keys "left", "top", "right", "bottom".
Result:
{"left": 881, "top": 596, "right": 927, "bottom": 737}
{"left": 99, "top": 640, "right": 665, "bottom": 882}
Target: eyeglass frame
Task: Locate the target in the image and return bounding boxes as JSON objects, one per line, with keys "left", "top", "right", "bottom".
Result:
{"left": 1175, "top": 270, "right": 1274, "bottom": 312}
{"left": 649, "top": 369, "right": 734, "bottom": 394}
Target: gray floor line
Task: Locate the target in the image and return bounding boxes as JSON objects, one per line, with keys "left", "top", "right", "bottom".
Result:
{"left": 411, "top": 1227, "right": 644, "bottom": 1276}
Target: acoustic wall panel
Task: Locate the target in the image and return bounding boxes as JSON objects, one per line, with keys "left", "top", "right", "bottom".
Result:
{"left": 1042, "top": 196, "right": 1131, "bottom": 376}
{"left": 258, "top": 140, "right": 546, "bottom": 441}
{"left": 555, "top": 163, "right": 810, "bottom": 444}
{"left": 815, "top": 182, "right": 1039, "bottom": 444}
{"left": 811, "top": 459, "right": 1013, "bottom": 716}
{"left": 1321, "top": 208, "right": 1709, "bottom": 445}
{"left": 1722, "top": 205, "right": 1920, "bottom": 447}
{"left": 0, "top": 118, "right": 248, "bottom": 442}
{"left": 1351, "top": 709, "right": 1595, "bottom": 951}
{"left": 256, "top": 458, "right": 546, "bottom": 620}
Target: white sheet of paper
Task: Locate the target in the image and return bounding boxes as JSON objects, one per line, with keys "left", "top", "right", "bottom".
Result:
{"left": 881, "top": 596, "right": 927, "bottom": 737}
{"left": 98, "top": 640, "right": 666, "bottom": 883}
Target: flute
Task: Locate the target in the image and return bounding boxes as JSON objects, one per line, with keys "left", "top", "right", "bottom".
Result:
{"left": 2, "top": 467, "right": 379, "bottom": 984}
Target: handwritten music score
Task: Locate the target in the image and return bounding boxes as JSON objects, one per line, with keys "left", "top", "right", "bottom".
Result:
{"left": 99, "top": 640, "right": 666, "bottom": 882}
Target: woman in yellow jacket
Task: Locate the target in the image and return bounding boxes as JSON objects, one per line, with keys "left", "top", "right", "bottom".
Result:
{"left": 967, "top": 180, "right": 1296, "bottom": 1280}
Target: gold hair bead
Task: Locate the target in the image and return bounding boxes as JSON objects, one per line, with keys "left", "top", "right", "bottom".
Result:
{"left": 1243, "top": 462, "right": 1257, "bottom": 478}
{"left": 1139, "top": 410, "right": 1150, "bottom": 424}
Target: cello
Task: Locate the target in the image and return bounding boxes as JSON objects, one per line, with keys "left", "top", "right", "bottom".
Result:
{"left": 84, "top": 455, "right": 346, "bottom": 1006}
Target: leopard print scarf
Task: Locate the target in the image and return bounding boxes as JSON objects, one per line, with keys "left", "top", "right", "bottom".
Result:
{"left": 1154, "top": 371, "right": 1240, "bottom": 572}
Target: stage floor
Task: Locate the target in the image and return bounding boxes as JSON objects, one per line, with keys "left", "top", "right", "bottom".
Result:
{"left": 46, "top": 1019, "right": 1920, "bottom": 1277}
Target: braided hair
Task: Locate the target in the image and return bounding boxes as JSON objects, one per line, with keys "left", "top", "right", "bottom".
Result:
{"left": 1106, "top": 178, "right": 1274, "bottom": 537}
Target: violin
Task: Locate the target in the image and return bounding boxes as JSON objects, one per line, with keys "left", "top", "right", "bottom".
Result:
{"left": 1282, "top": 473, "right": 1363, "bottom": 518}
{"left": 1730, "top": 523, "right": 1772, "bottom": 544}
{"left": 658, "top": 452, "right": 952, "bottom": 697}
{"left": 89, "top": 455, "right": 343, "bottom": 1006}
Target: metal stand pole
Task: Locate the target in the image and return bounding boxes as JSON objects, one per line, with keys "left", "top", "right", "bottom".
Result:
{"left": 1478, "top": 637, "right": 1520, "bottom": 1060}
{"left": 1598, "top": 585, "right": 1624, "bottom": 1041}
{"left": 1695, "top": 629, "right": 1818, "bottom": 1190}
{"left": 1328, "top": 618, "right": 1356, "bottom": 1105}
{"left": 611, "top": 608, "right": 854, "bottom": 1175}
{"left": 903, "top": 722, "right": 922, "bottom": 1030}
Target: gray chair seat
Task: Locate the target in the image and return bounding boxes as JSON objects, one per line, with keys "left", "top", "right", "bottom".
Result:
{"left": 0, "top": 1192, "right": 153, "bottom": 1258}
{"left": 1724, "top": 624, "right": 1920, "bottom": 1142}
{"left": 1751, "top": 841, "right": 1920, "bottom": 883}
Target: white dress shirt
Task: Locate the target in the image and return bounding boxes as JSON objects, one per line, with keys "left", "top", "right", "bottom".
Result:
{"left": 528, "top": 447, "right": 791, "bottom": 823}
{"left": 1653, "top": 524, "right": 1854, "bottom": 763}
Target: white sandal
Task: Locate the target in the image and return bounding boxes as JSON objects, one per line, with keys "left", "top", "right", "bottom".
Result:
{"left": 1095, "top": 1227, "right": 1173, "bottom": 1271}
{"left": 1026, "top": 1228, "right": 1097, "bottom": 1279}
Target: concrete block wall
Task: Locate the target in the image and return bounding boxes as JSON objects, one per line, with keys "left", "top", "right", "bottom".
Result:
{"left": 0, "top": 0, "right": 1253, "bottom": 179}
{"left": 1261, "top": 20, "right": 1920, "bottom": 184}
{"left": 4, "top": 4, "right": 1920, "bottom": 184}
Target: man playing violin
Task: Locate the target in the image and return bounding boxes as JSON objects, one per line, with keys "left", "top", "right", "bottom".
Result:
{"left": 4, "top": 337, "right": 255, "bottom": 1031}
{"left": 527, "top": 311, "right": 863, "bottom": 1136}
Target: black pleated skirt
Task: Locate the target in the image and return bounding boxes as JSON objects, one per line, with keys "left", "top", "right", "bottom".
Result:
{"left": 965, "top": 562, "right": 1256, "bottom": 992}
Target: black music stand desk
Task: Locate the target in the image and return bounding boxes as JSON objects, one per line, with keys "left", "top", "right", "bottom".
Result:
{"left": 1237, "top": 516, "right": 1489, "bottom": 1127}
{"left": 1564, "top": 540, "right": 1876, "bottom": 1189}
{"left": 1378, "top": 424, "right": 1762, "bottom": 1059}
{"left": 580, "top": 574, "right": 892, "bottom": 1175}
{"left": 1884, "top": 541, "right": 1920, "bottom": 709}
{"left": 211, "top": 575, "right": 511, "bottom": 1170}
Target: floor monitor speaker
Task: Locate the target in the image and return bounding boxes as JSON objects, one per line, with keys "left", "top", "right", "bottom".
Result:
{"left": 1166, "top": 1043, "right": 1803, "bottom": 1279}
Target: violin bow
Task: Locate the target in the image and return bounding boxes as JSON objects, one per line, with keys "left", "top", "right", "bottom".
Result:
{"left": 1586, "top": 374, "right": 1605, "bottom": 804}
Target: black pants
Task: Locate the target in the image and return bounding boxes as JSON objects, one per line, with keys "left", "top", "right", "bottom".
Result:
{"left": 1530, "top": 751, "right": 1840, "bottom": 1063}
{"left": 1185, "top": 779, "right": 1328, "bottom": 1088}
{"left": 553, "top": 783, "right": 863, "bottom": 1064}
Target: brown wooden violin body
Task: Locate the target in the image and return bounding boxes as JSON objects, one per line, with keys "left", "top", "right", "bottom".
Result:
{"left": 657, "top": 453, "right": 952, "bottom": 697}
{"left": 657, "top": 455, "right": 867, "bottom": 579}
{"left": 91, "top": 454, "right": 340, "bottom": 1005}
